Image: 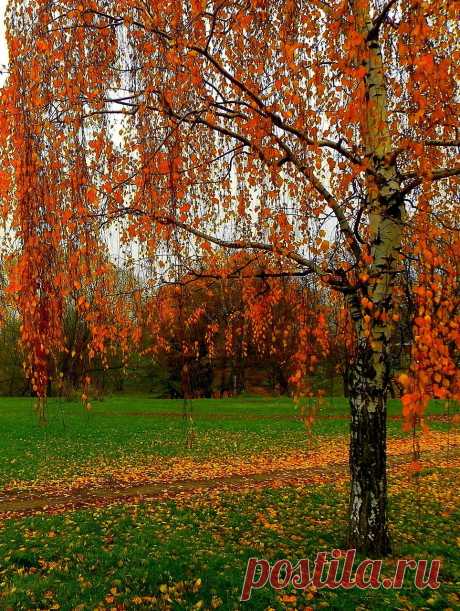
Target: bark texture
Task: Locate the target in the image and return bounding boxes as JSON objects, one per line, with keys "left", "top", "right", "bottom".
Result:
{"left": 346, "top": 0, "right": 405, "bottom": 554}
{"left": 348, "top": 337, "right": 391, "bottom": 555}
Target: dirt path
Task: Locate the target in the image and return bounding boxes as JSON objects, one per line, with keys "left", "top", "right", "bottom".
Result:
{"left": 0, "top": 446, "right": 457, "bottom": 518}
{"left": 0, "top": 463, "right": 346, "bottom": 515}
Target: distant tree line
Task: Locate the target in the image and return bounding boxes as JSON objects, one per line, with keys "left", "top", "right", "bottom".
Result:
{"left": 0, "top": 254, "right": 414, "bottom": 399}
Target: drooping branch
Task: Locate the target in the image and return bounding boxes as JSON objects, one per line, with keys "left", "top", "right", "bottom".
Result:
{"left": 187, "top": 269, "right": 314, "bottom": 281}
{"left": 122, "top": 206, "right": 321, "bottom": 271}
{"left": 424, "top": 139, "right": 460, "bottom": 147}
{"left": 156, "top": 99, "right": 361, "bottom": 262}
{"left": 431, "top": 166, "right": 460, "bottom": 180}
{"left": 111, "top": 206, "right": 355, "bottom": 291}
{"left": 401, "top": 165, "right": 460, "bottom": 195}
{"left": 192, "top": 45, "right": 364, "bottom": 166}
{"left": 274, "top": 138, "right": 362, "bottom": 260}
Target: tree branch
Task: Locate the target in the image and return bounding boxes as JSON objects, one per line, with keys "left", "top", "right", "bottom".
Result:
{"left": 366, "top": 0, "right": 399, "bottom": 41}
{"left": 163, "top": 105, "right": 356, "bottom": 247}
{"left": 401, "top": 166, "right": 460, "bottom": 195}
{"left": 116, "top": 207, "right": 329, "bottom": 277}
{"left": 274, "top": 139, "right": 362, "bottom": 260}
{"left": 188, "top": 269, "right": 314, "bottom": 281}
{"left": 191, "top": 46, "right": 363, "bottom": 166}
{"left": 431, "top": 166, "right": 460, "bottom": 180}
{"left": 424, "top": 139, "right": 460, "bottom": 147}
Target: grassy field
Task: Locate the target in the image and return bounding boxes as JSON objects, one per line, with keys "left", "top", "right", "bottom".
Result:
{"left": 0, "top": 395, "right": 458, "bottom": 609}
{"left": 0, "top": 395, "right": 453, "bottom": 487}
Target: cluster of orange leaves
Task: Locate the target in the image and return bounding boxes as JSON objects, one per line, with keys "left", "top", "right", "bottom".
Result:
{"left": 399, "top": 206, "right": 460, "bottom": 431}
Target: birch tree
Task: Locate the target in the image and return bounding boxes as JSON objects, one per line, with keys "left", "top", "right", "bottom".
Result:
{"left": 1, "top": 0, "right": 459, "bottom": 554}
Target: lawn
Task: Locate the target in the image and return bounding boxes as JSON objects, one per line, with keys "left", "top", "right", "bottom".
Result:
{"left": 0, "top": 395, "right": 453, "bottom": 487}
{"left": 0, "top": 395, "right": 458, "bottom": 609}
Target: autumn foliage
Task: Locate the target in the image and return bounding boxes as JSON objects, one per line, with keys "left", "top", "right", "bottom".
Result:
{"left": 399, "top": 206, "right": 460, "bottom": 430}
{"left": 145, "top": 253, "right": 331, "bottom": 398}
{"left": 0, "top": 0, "right": 458, "bottom": 553}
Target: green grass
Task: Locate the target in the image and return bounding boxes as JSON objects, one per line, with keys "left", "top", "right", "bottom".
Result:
{"left": 0, "top": 395, "right": 458, "bottom": 609}
{"left": 0, "top": 476, "right": 458, "bottom": 610}
{"left": 0, "top": 395, "right": 454, "bottom": 487}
